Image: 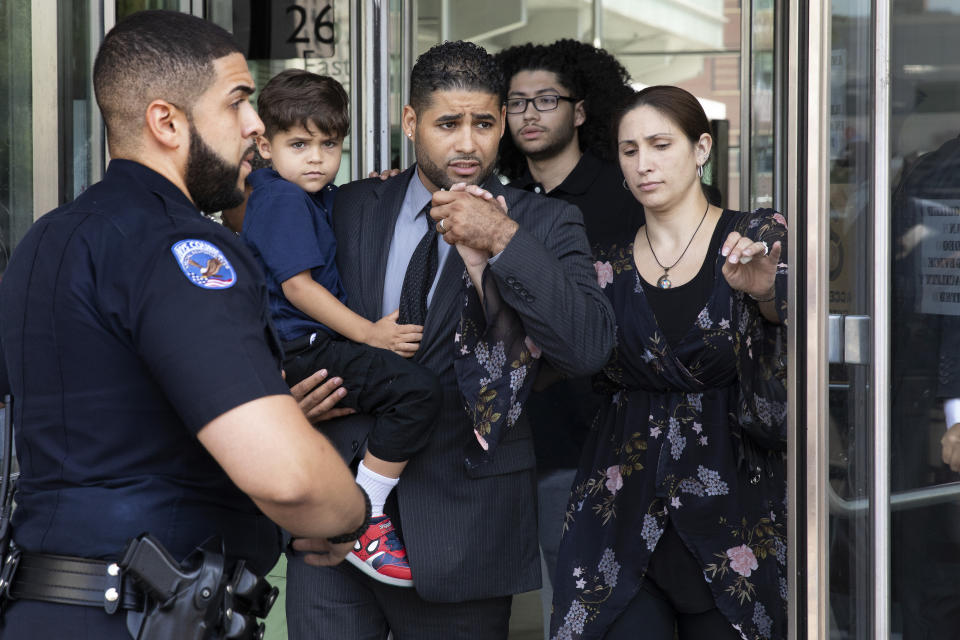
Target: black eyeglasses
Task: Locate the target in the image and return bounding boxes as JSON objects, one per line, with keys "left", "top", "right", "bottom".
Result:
{"left": 505, "top": 95, "right": 579, "bottom": 114}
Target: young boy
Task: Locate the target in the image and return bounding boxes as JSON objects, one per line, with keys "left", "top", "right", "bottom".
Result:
{"left": 241, "top": 69, "right": 439, "bottom": 587}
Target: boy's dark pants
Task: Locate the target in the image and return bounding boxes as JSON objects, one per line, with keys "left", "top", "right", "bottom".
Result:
{"left": 281, "top": 331, "right": 440, "bottom": 462}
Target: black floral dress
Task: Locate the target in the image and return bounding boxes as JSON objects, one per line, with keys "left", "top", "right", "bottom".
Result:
{"left": 549, "top": 208, "right": 789, "bottom": 640}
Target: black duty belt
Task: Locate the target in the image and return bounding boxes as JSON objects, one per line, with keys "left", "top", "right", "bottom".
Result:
{"left": 0, "top": 534, "right": 277, "bottom": 640}
{"left": 8, "top": 550, "right": 143, "bottom": 612}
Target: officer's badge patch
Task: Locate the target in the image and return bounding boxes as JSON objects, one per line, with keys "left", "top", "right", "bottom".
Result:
{"left": 172, "top": 239, "right": 237, "bottom": 289}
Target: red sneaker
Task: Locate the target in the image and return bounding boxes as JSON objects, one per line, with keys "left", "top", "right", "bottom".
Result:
{"left": 344, "top": 515, "right": 414, "bottom": 587}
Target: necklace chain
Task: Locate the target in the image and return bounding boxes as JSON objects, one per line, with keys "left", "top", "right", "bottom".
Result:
{"left": 645, "top": 201, "right": 710, "bottom": 289}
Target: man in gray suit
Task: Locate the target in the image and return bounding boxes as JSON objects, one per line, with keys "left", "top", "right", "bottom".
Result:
{"left": 285, "top": 40, "right": 616, "bottom": 639}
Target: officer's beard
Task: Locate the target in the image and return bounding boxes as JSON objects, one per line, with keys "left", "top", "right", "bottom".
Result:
{"left": 185, "top": 123, "right": 250, "bottom": 214}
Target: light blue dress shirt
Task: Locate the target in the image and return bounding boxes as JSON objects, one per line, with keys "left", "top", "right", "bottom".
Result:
{"left": 381, "top": 170, "right": 453, "bottom": 318}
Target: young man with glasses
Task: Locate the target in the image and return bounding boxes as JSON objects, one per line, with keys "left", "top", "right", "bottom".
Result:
{"left": 498, "top": 38, "right": 644, "bottom": 256}
{"left": 496, "top": 40, "right": 645, "bottom": 636}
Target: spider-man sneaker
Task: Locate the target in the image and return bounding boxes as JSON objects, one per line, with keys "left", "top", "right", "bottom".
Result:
{"left": 344, "top": 515, "right": 414, "bottom": 587}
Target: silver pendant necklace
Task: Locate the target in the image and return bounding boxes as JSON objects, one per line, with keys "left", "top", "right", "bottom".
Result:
{"left": 645, "top": 201, "right": 710, "bottom": 289}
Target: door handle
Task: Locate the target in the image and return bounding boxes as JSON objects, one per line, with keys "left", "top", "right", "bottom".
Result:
{"left": 844, "top": 315, "right": 870, "bottom": 365}
{"left": 828, "top": 314, "right": 871, "bottom": 365}
{"left": 828, "top": 314, "right": 844, "bottom": 363}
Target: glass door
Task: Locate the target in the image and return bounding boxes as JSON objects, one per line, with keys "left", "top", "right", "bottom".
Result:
{"left": 818, "top": 1, "right": 960, "bottom": 638}
{"left": 202, "top": 0, "right": 354, "bottom": 184}
{"left": 886, "top": 1, "right": 960, "bottom": 638}
{"left": 824, "top": 1, "right": 879, "bottom": 636}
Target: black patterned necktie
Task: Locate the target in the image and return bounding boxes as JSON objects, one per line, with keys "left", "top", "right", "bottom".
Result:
{"left": 397, "top": 204, "right": 438, "bottom": 325}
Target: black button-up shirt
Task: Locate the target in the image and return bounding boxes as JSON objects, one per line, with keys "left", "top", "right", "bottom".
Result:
{"left": 514, "top": 151, "right": 645, "bottom": 470}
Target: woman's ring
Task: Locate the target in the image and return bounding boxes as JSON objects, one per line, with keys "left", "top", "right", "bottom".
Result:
{"left": 759, "top": 240, "right": 769, "bottom": 256}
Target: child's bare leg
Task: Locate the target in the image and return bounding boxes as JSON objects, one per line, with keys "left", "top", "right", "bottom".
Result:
{"left": 361, "top": 453, "right": 407, "bottom": 479}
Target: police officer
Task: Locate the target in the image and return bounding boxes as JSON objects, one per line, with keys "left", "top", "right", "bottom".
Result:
{"left": 0, "top": 10, "right": 365, "bottom": 638}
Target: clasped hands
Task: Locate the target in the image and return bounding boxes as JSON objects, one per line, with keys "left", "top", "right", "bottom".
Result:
{"left": 366, "top": 170, "right": 517, "bottom": 266}
{"left": 430, "top": 183, "right": 517, "bottom": 268}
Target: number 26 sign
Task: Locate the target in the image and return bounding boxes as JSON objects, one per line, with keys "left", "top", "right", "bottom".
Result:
{"left": 267, "top": 1, "right": 336, "bottom": 59}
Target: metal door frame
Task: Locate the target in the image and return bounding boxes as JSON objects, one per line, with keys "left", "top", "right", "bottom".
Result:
{"left": 787, "top": 0, "right": 830, "bottom": 637}
{"left": 790, "top": 1, "right": 895, "bottom": 638}
{"left": 871, "top": 2, "right": 891, "bottom": 637}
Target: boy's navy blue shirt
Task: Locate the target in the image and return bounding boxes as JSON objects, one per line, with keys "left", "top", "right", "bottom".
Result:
{"left": 242, "top": 167, "right": 348, "bottom": 342}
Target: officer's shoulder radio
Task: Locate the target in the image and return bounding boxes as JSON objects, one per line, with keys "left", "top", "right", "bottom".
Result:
{"left": 0, "top": 396, "right": 278, "bottom": 639}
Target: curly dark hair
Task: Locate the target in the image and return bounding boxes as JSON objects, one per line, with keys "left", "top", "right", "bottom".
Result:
{"left": 410, "top": 41, "right": 505, "bottom": 112}
{"left": 495, "top": 39, "right": 634, "bottom": 180}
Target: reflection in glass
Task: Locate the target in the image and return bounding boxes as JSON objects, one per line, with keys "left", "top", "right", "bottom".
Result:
{"left": 889, "top": 2, "right": 960, "bottom": 638}
{"left": 829, "top": 0, "right": 960, "bottom": 636}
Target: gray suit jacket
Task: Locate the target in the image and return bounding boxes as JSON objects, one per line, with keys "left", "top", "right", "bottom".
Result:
{"left": 326, "top": 165, "right": 615, "bottom": 602}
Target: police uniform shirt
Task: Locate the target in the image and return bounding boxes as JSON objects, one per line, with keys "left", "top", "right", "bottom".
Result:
{"left": 242, "top": 167, "right": 348, "bottom": 342}
{"left": 0, "top": 159, "right": 291, "bottom": 575}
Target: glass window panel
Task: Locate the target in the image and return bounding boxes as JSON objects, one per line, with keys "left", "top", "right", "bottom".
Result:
{"left": 750, "top": 0, "right": 775, "bottom": 210}
{"left": 608, "top": 0, "right": 741, "bottom": 210}
{"left": 116, "top": 0, "right": 184, "bottom": 19}
{"left": 889, "top": 0, "right": 960, "bottom": 636}
{"left": 211, "top": 1, "right": 353, "bottom": 185}
{"left": 0, "top": 0, "right": 32, "bottom": 276}
{"left": 827, "top": 2, "right": 875, "bottom": 637}
{"left": 57, "top": 0, "right": 101, "bottom": 204}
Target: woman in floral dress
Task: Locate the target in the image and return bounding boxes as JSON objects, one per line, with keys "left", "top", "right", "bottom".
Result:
{"left": 550, "top": 86, "right": 788, "bottom": 640}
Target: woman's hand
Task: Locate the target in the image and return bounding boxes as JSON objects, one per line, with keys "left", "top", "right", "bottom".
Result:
{"left": 720, "top": 232, "right": 782, "bottom": 300}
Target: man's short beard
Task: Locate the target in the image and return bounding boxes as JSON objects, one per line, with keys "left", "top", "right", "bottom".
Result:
{"left": 185, "top": 122, "right": 249, "bottom": 213}
{"left": 415, "top": 137, "right": 496, "bottom": 190}
{"left": 516, "top": 118, "right": 578, "bottom": 163}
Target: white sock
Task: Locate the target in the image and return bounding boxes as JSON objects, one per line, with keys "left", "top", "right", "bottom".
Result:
{"left": 356, "top": 459, "right": 399, "bottom": 517}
